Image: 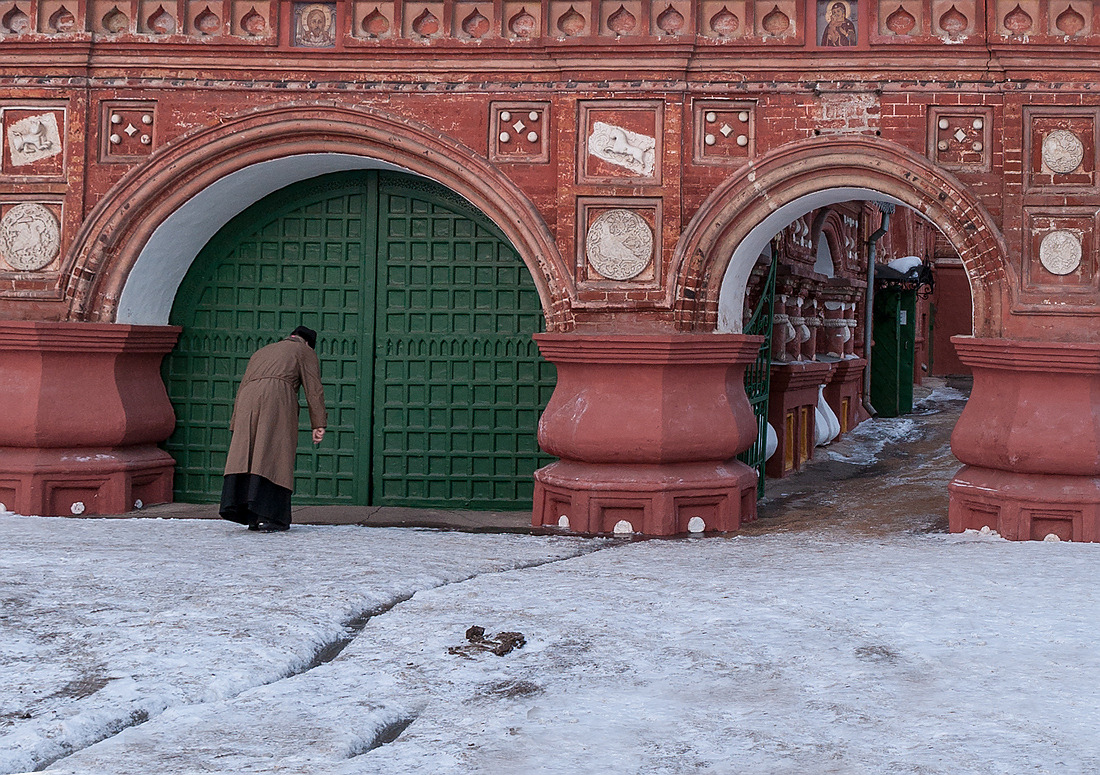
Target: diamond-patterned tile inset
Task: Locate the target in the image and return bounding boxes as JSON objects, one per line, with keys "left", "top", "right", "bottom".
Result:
{"left": 694, "top": 100, "right": 755, "bottom": 165}
{"left": 101, "top": 100, "right": 157, "bottom": 162}
{"left": 490, "top": 103, "right": 550, "bottom": 164}
{"left": 928, "top": 107, "right": 992, "bottom": 171}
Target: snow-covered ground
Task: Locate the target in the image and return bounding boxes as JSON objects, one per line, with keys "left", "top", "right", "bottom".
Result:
{"left": 0, "top": 519, "right": 597, "bottom": 774}
{"left": 4, "top": 520, "right": 1099, "bottom": 774}
{"left": 3, "top": 390, "right": 1099, "bottom": 774}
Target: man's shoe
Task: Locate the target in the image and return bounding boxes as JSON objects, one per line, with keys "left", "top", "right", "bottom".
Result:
{"left": 256, "top": 522, "right": 288, "bottom": 533}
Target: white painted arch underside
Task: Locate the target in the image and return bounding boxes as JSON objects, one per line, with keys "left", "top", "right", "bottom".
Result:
{"left": 116, "top": 153, "right": 414, "bottom": 325}
{"left": 716, "top": 187, "right": 909, "bottom": 333}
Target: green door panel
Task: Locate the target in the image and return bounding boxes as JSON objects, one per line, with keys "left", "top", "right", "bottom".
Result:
{"left": 871, "top": 287, "right": 916, "bottom": 418}
{"left": 373, "top": 181, "right": 551, "bottom": 507}
{"left": 163, "top": 171, "right": 552, "bottom": 509}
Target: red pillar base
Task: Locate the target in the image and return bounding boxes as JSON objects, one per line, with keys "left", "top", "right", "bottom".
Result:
{"left": 530, "top": 334, "right": 763, "bottom": 536}
{"left": 0, "top": 445, "right": 175, "bottom": 517}
{"left": 948, "top": 336, "right": 1100, "bottom": 542}
{"left": 949, "top": 465, "right": 1100, "bottom": 542}
{"left": 534, "top": 459, "right": 758, "bottom": 535}
{"left": 822, "top": 357, "right": 866, "bottom": 435}
{"left": 766, "top": 360, "right": 834, "bottom": 479}
{"left": 0, "top": 322, "right": 181, "bottom": 517}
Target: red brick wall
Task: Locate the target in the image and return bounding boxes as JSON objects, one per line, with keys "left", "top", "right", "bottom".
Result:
{"left": 0, "top": 1, "right": 1096, "bottom": 343}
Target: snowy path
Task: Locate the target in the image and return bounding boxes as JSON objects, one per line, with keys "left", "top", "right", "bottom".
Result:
{"left": 0, "top": 518, "right": 598, "bottom": 773}
{"left": 21, "top": 530, "right": 1100, "bottom": 775}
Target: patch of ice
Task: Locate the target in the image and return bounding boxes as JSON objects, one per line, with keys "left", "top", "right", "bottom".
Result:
{"left": 818, "top": 417, "right": 919, "bottom": 465}
{"left": 917, "top": 385, "right": 969, "bottom": 404}
{"left": 955, "top": 527, "right": 1004, "bottom": 541}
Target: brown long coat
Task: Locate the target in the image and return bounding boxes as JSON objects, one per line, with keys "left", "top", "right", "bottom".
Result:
{"left": 224, "top": 338, "right": 327, "bottom": 491}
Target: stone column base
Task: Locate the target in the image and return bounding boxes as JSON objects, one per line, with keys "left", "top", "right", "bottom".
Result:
{"left": 949, "top": 465, "right": 1100, "bottom": 542}
{"left": 0, "top": 445, "right": 175, "bottom": 517}
{"left": 530, "top": 333, "right": 763, "bottom": 536}
{"left": 534, "top": 460, "right": 758, "bottom": 536}
{"left": 0, "top": 322, "right": 181, "bottom": 517}
{"left": 948, "top": 336, "right": 1100, "bottom": 542}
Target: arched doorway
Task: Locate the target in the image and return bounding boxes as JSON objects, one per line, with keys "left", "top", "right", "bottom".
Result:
{"left": 163, "top": 170, "right": 554, "bottom": 509}
{"left": 673, "top": 137, "right": 1010, "bottom": 337}
{"left": 720, "top": 193, "right": 964, "bottom": 481}
{"left": 666, "top": 138, "right": 1004, "bottom": 520}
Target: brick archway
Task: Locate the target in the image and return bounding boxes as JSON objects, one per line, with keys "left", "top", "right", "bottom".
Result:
{"left": 62, "top": 102, "right": 570, "bottom": 329}
{"left": 672, "top": 136, "right": 1011, "bottom": 338}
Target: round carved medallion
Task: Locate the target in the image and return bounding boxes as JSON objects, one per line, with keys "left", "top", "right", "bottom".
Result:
{"left": 1041, "top": 129, "right": 1085, "bottom": 174}
{"left": 1039, "top": 230, "right": 1082, "bottom": 275}
{"left": 585, "top": 209, "right": 654, "bottom": 281}
{"left": 0, "top": 203, "right": 61, "bottom": 271}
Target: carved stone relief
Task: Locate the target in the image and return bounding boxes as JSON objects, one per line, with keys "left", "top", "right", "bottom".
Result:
{"left": 585, "top": 209, "right": 654, "bottom": 280}
{"left": 1027, "top": 111, "right": 1096, "bottom": 189}
{"left": 1023, "top": 209, "right": 1095, "bottom": 295}
{"left": 2, "top": 107, "right": 65, "bottom": 175}
{"left": 6, "top": 112, "right": 62, "bottom": 167}
{"left": 1039, "top": 230, "right": 1082, "bottom": 275}
{"left": 588, "top": 121, "right": 656, "bottom": 177}
{"left": 1042, "top": 129, "right": 1085, "bottom": 174}
{"left": 0, "top": 203, "right": 62, "bottom": 271}
{"left": 578, "top": 102, "right": 662, "bottom": 185}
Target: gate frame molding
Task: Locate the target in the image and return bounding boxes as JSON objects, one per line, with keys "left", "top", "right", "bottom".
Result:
{"left": 670, "top": 135, "right": 1012, "bottom": 338}
{"left": 61, "top": 101, "right": 572, "bottom": 330}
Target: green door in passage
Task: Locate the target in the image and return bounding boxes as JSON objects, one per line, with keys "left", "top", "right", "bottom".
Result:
{"left": 163, "top": 171, "right": 554, "bottom": 509}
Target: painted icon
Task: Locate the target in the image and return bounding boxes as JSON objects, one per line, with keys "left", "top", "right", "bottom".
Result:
{"left": 819, "top": 0, "right": 858, "bottom": 45}
{"left": 294, "top": 3, "right": 335, "bottom": 47}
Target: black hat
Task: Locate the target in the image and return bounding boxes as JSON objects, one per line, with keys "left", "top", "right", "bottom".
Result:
{"left": 290, "top": 325, "right": 317, "bottom": 349}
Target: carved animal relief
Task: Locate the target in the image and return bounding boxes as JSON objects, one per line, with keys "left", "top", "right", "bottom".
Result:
{"left": 6, "top": 112, "right": 61, "bottom": 167}
{"left": 2, "top": 108, "right": 65, "bottom": 175}
{"left": 588, "top": 122, "right": 656, "bottom": 177}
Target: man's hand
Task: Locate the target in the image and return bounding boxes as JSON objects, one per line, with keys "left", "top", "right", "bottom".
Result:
{"left": 312, "top": 427, "right": 325, "bottom": 445}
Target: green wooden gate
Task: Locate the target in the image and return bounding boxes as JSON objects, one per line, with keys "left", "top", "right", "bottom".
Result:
{"left": 163, "top": 171, "right": 554, "bottom": 509}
